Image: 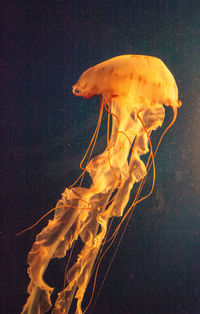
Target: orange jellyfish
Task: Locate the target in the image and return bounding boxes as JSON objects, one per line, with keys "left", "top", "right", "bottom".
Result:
{"left": 21, "top": 55, "right": 181, "bottom": 314}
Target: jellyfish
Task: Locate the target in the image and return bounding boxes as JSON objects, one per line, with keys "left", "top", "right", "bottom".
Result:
{"left": 21, "top": 55, "right": 181, "bottom": 314}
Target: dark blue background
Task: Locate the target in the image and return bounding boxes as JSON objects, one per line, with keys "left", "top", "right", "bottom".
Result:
{"left": 1, "top": 1, "right": 199, "bottom": 313}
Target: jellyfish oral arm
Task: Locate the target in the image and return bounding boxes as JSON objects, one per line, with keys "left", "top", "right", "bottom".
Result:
{"left": 21, "top": 103, "right": 165, "bottom": 314}
{"left": 21, "top": 203, "right": 80, "bottom": 314}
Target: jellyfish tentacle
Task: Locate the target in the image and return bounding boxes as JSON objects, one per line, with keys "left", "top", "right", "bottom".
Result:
{"left": 79, "top": 96, "right": 104, "bottom": 172}
{"left": 136, "top": 109, "right": 156, "bottom": 203}
{"left": 104, "top": 100, "right": 120, "bottom": 150}
{"left": 105, "top": 99, "right": 123, "bottom": 184}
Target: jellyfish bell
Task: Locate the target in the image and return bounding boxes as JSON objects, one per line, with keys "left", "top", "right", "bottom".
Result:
{"left": 21, "top": 55, "right": 181, "bottom": 314}
{"left": 72, "top": 55, "right": 181, "bottom": 108}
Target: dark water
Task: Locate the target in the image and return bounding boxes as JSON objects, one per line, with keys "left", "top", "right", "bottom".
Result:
{"left": 1, "top": 1, "right": 199, "bottom": 313}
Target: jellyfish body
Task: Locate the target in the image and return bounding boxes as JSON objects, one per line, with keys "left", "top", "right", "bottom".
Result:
{"left": 21, "top": 55, "right": 181, "bottom": 314}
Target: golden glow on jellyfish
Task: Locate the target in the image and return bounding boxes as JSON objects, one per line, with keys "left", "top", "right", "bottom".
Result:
{"left": 21, "top": 55, "right": 181, "bottom": 314}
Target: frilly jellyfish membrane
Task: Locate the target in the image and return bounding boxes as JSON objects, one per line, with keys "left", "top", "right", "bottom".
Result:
{"left": 19, "top": 55, "right": 181, "bottom": 314}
